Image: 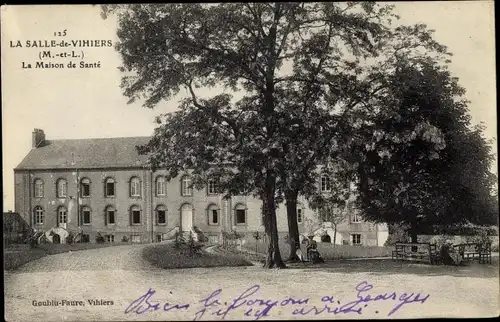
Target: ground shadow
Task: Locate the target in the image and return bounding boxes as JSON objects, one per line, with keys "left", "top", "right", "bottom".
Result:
{"left": 287, "top": 258, "right": 499, "bottom": 278}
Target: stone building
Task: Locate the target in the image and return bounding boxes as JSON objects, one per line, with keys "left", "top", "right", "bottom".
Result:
{"left": 14, "top": 129, "right": 388, "bottom": 245}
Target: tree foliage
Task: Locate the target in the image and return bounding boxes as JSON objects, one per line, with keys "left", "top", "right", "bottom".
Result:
{"left": 354, "top": 58, "right": 498, "bottom": 240}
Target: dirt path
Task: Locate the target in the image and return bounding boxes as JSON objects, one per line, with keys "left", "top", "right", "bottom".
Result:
{"left": 13, "top": 244, "right": 158, "bottom": 273}
{"left": 4, "top": 244, "right": 499, "bottom": 321}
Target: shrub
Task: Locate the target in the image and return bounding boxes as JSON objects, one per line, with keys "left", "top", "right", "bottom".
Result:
{"left": 187, "top": 231, "right": 204, "bottom": 257}
{"left": 384, "top": 224, "right": 409, "bottom": 246}
{"left": 221, "top": 231, "right": 242, "bottom": 250}
{"left": 430, "top": 224, "right": 498, "bottom": 236}
{"left": 28, "top": 233, "right": 39, "bottom": 248}
{"left": 39, "top": 233, "right": 49, "bottom": 244}
{"left": 433, "top": 234, "right": 455, "bottom": 247}
{"left": 252, "top": 232, "right": 262, "bottom": 241}
{"left": 66, "top": 232, "right": 74, "bottom": 245}
{"left": 122, "top": 235, "right": 129, "bottom": 243}
{"left": 173, "top": 231, "right": 186, "bottom": 249}
{"left": 465, "top": 229, "right": 492, "bottom": 246}
{"left": 95, "top": 233, "right": 105, "bottom": 244}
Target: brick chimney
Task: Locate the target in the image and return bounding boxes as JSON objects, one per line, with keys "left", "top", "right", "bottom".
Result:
{"left": 32, "top": 128, "right": 45, "bottom": 149}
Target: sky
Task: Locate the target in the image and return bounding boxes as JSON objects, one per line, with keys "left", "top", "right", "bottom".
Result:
{"left": 1, "top": 2, "right": 497, "bottom": 211}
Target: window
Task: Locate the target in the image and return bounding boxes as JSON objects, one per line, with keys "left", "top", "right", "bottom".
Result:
{"left": 131, "top": 235, "right": 141, "bottom": 243}
{"left": 156, "top": 176, "right": 166, "bottom": 196}
{"left": 57, "top": 179, "right": 67, "bottom": 198}
{"left": 351, "top": 234, "right": 361, "bottom": 245}
{"left": 82, "top": 206, "right": 91, "bottom": 225}
{"left": 81, "top": 178, "right": 90, "bottom": 197}
{"left": 82, "top": 234, "right": 90, "bottom": 243}
{"left": 297, "top": 208, "right": 303, "bottom": 224}
{"left": 130, "top": 205, "right": 141, "bottom": 225}
{"left": 106, "top": 235, "right": 115, "bottom": 243}
{"left": 207, "top": 179, "right": 218, "bottom": 195}
{"left": 34, "top": 206, "right": 44, "bottom": 224}
{"left": 156, "top": 205, "right": 166, "bottom": 225}
{"left": 208, "top": 235, "right": 219, "bottom": 244}
{"left": 34, "top": 179, "right": 44, "bottom": 198}
{"left": 58, "top": 207, "right": 67, "bottom": 224}
{"left": 351, "top": 212, "right": 361, "bottom": 223}
{"left": 105, "top": 178, "right": 115, "bottom": 197}
{"left": 156, "top": 234, "right": 162, "bottom": 242}
{"left": 321, "top": 175, "right": 331, "bottom": 192}
{"left": 181, "top": 176, "right": 192, "bottom": 196}
{"left": 235, "top": 204, "right": 246, "bottom": 225}
{"left": 207, "top": 204, "right": 219, "bottom": 225}
{"left": 130, "top": 177, "right": 141, "bottom": 197}
{"left": 105, "top": 206, "right": 116, "bottom": 225}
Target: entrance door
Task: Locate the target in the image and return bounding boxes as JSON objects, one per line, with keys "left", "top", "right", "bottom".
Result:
{"left": 181, "top": 204, "right": 193, "bottom": 232}
{"left": 52, "top": 234, "right": 61, "bottom": 244}
{"left": 58, "top": 207, "right": 67, "bottom": 229}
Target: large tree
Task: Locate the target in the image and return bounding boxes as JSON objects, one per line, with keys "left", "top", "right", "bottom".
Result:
{"left": 102, "top": 3, "right": 450, "bottom": 267}
{"left": 354, "top": 57, "right": 498, "bottom": 242}
{"left": 270, "top": 20, "right": 451, "bottom": 261}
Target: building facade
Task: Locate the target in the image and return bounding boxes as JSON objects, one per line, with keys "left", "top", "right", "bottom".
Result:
{"left": 14, "top": 129, "right": 388, "bottom": 245}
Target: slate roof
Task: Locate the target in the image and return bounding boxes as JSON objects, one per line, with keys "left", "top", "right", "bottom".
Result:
{"left": 15, "top": 137, "right": 151, "bottom": 170}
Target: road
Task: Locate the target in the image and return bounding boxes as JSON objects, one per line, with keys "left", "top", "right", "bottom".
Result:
{"left": 4, "top": 244, "right": 499, "bottom": 321}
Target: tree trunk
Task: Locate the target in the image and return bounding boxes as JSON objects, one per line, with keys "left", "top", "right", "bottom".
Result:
{"left": 333, "top": 223, "right": 337, "bottom": 247}
{"left": 410, "top": 218, "right": 418, "bottom": 252}
{"left": 262, "top": 172, "right": 286, "bottom": 269}
{"left": 410, "top": 216, "right": 419, "bottom": 243}
{"left": 410, "top": 228, "right": 418, "bottom": 243}
{"left": 285, "top": 190, "right": 301, "bottom": 262}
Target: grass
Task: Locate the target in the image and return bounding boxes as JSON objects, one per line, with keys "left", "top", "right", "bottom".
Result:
{"left": 243, "top": 240, "right": 393, "bottom": 260}
{"left": 4, "top": 242, "right": 130, "bottom": 271}
{"left": 215, "top": 245, "right": 266, "bottom": 263}
{"left": 142, "top": 243, "right": 253, "bottom": 269}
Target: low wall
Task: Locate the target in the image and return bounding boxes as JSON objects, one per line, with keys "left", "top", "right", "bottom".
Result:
{"left": 417, "top": 235, "right": 499, "bottom": 248}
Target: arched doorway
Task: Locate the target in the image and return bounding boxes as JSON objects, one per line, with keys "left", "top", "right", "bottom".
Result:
{"left": 321, "top": 235, "right": 331, "bottom": 243}
{"left": 180, "top": 204, "right": 193, "bottom": 232}
{"left": 52, "top": 234, "right": 61, "bottom": 244}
